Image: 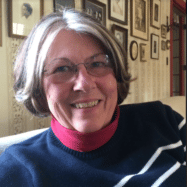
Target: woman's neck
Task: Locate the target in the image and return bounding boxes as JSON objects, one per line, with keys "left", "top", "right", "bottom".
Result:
{"left": 51, "top": 106, "right": 120, "bottom": 152}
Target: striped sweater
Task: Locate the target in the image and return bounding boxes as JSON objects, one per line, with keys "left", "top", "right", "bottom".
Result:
{"left": 0, "top": 101, "right": 186, "bottom": 186}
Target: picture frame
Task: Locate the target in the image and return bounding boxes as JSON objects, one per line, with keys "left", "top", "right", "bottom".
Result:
{"left": 83, "top": 0, "right": 106, "bottom": 26}
{"left": 130, "top": 41, "right": 138, "bottom": 60}
{"left": 161, "top": 40, "right": 166, "bottom": 51}
{"left": 151, "top": 33, "right": 159, "bottom": 59}
{"left": 166, "top": 40, "right": 170, "bottom": 49}
{"left": 108, "top": 0, "right": 128, "bottom": 25}
{"left": 140, "top": 43, "right": 147, "bottom": 62}
{"left": 161, "top": 24, "right": 167, "bottom": 38}
{"left": 131, "top": 0, "right": 149, "bottom": 41}
{"left": 112, "top": 24, "right": 128, "bottom": 53}
{"left": 8, "top": 0, "right": 44, "bottom": 39}
{"left": 150, "top": 0, "right": 161, "bottom": 29}
{"left": 54, "top": 0, "right": 75, "bottom": 11}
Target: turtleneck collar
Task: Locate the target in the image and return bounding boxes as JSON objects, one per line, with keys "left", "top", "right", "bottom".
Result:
{"left": 51, "top": 106, "right": 120, "bottom": 152}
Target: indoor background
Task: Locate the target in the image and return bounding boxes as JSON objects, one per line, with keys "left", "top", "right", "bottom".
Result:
{"left": 0, "top": 0, "right": 185, "bottom": 137}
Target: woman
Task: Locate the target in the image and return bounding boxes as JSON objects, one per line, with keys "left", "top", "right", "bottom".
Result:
{"left": 0, "top": 9, "right": 186, "bottom": 186}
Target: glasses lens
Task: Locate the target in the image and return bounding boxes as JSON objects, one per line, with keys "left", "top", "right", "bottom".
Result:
{"left": 86, "top": 54, "right": 113, "bottom": 76}
{"left": 45, "top": 59, "right": 75, "bottom": 82}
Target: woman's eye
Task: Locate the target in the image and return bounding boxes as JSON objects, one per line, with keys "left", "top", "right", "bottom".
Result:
{"left": 54, "top": 66, "right": 71, "bottom": 73}
{"left": 91, "top": 61, "right": 105, "bottom": 68}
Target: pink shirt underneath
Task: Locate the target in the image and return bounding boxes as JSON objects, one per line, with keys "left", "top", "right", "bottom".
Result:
{"left": 51, "top": 106, "right": 120, "bottom": 152}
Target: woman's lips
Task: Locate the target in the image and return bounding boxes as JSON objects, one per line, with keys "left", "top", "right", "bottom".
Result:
{"left": 71, "top": 100, "right": 100, "bottom": 109}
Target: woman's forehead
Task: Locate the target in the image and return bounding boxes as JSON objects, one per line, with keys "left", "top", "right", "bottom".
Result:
{"left": 45, "top": 30, "right": 104, "bottom": 64}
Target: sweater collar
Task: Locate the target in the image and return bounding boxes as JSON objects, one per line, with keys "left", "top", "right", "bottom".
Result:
{"left": 51, "top": 106, "right": 120, "bottom": 152}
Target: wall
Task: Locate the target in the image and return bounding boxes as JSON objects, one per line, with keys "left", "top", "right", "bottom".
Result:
{"left": 0, "top": 0, "right": 171, "bottom": 137}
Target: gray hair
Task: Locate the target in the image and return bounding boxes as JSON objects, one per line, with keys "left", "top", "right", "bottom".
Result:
{"left": 14, "top": 8, "right": 132, "bottom": 117}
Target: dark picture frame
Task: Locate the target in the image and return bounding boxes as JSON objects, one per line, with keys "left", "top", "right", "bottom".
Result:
{"left": 140, "top": 43, "right": 147, "bottom": 62}
{"left": 108, "top": 0, "right": 128, "bottom": 25}
{"left": 112, "top": 24, "right": 128, "bottom": 53}
{"left": 53, "top": 0, "right": 75, "bottom": 11}
{"left": 161, "top": 24, "right": 167, "bottom": 38}
{"left": 8, "top": 0, "right": 44, "bottom": 39}
{"left": 151, "top": 33, "right": 159, "bottom": 59}
{"left": 131, "top": 0, "right": 149, "bottom": 41}
{"left": 130, "top": 41, "right": 138, "bottom": 60}
{"left": 150, "top": 0, "right": 161, "bottom": 29}
{"left": 83, "top": 0, "right": 106, "bottom": 26}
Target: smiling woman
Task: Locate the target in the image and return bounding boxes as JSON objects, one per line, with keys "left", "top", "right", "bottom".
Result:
{"left": 0, "top": 8, "right": 186, "bottom": 187}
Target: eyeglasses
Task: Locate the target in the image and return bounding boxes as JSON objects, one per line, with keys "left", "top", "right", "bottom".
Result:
{"left": 43, "top": 54, "right": 113, "bottom": 82}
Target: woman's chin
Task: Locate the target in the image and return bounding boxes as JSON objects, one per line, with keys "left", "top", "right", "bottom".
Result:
{"left": 72, "top": 120, "right": 106, "bottom": 134}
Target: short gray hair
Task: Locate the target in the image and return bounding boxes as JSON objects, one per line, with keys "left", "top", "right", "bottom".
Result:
{"left": 14, "top": 8, "right": 131, "bottom": 117}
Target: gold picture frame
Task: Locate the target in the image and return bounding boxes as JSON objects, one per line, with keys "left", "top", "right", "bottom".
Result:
{"left": 8, "top": 0, "right": 44, "bottom": 39}
{"left": 131, "top": 0, "right": 149, "bottom": 41}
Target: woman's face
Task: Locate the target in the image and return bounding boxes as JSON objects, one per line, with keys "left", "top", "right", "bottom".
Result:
{"left": 43, "top": 30, "right": 118, "bottom": 133}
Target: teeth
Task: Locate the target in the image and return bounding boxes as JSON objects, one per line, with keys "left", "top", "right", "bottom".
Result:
{"left": 74, "top": 100, "right": 99, "bottom": 109}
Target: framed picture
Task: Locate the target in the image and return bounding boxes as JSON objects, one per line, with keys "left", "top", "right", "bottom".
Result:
{"left": 8, "top": 0, "right": 44, "bottom": 39}
{"left": 112, "top": 24, "right": 128, "bottom": 53}
{"left": 108, "top": 0, "right": 128, "bottom": 25}
{"left": 151, "top": 33, "right": 159, "bottom": 59}
{"left": 150, "top": 0, "right": 161, "bottom": 29}
{"left": 83, "top": 0, "right": 106, "bottom": 26}
{"left": 166, "top": 40, "right": 170, "bottom": 49}
{"left": 161, "top": 25, "right": 167, "bottom": 38}
{"left": 54, "top": 0, "right": 75, "bottom": 11}
{"left": 131, "top": 0, "right": 149, "bottom": 41}
{"left": 130, "top": 41, "right": 138, "bottom": 60}
{"left": 161, "top": 40, "right": 166, "bottom": 51}
{"left": 140, "top": 43, "right": 147, "bottom": 62}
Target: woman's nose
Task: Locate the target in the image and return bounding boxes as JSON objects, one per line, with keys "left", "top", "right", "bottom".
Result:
{"left": 73, "top": 65, "right": 96, "bottom": 92}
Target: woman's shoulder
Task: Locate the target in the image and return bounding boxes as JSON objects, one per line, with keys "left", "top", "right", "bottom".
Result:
{"left": 119, "top": 100, "right": 183, "bottom": 118}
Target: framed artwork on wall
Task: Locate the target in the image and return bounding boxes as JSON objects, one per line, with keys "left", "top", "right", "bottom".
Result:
{"left": 131, "top": 0, "right": 149, "bottom": 41}
{"left": 166, "top": 40, "right": 170, "bottom": 50}
{"left": 150, "top": 0, "right": 161, "bottom": 29}
{"left": 8, "top": 0, "right": 44, "bottom": 39}
{"left": 161, "top": 25, "right": 167, "bottom": 38}
{"left": 108, "top": 0, "right": 128, "bottom": 25}
{"left": 151, "top": 33, "right": 159, "bottom": 59}
{"left": 53, "top": 0, "right": 75, "bottom": 11}
{"left": 161, "top": 40, "right": 166, "bottom": 50}
{"left": 112, "top": 24, "right": 128, "bottom": 53}
{"left": 83, "top": 0, "right": 106, "bottom": 26}
{"left": 130, "top": 41, "right": 138, "bottom": 60}
{"left": 140, "top": 43, "right": 147, "bottom": 62}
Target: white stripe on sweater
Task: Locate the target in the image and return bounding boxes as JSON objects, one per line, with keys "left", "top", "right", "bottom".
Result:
{"left": 151, "top": 161, "right": 181, "bottom": 187}
{"left": 178, "top": 119, "right": 186, "bottom": 130}
{"left": 114, "top": 141, "right": 183, "bottom": 187}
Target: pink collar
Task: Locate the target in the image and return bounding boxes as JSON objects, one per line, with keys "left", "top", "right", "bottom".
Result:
{"left": 51, "top": 106, "right": 120, "bottom": 152}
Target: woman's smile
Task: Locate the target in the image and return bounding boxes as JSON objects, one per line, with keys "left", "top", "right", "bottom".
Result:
{"left": 71, "top": 100, "right": 100, "bottom": 109}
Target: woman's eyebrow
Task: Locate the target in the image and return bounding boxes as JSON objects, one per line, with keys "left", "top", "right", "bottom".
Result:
{"left": 46, "top": 52, "right": 105, "bottom": 68}
{"left": 85, "top": 52, "right": 105, "bottom": 61}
